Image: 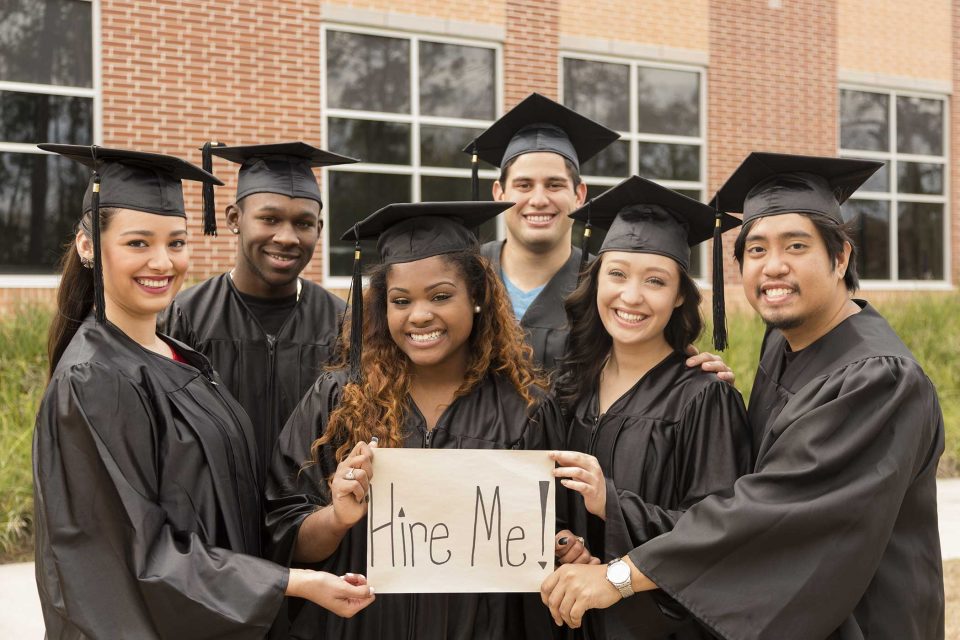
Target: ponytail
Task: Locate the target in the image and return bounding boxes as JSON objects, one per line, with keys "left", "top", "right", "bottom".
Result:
{"left": 47, "top": 208, "right": 116, "bottom": 378}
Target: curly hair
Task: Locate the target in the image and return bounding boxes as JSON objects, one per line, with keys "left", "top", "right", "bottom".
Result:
{"left": 554, "top": 253, "right": 703, "bottom": 413}
{"left": 313, "top": 250, "right": 547, "bottom": 464}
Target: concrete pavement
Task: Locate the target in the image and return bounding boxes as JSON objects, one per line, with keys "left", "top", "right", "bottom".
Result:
{"left": 4, "top": 479, "right": 960, "bottom": 638}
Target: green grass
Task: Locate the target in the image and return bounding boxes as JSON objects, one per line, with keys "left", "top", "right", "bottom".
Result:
{"left": 0, "top": 305, "right": 49, "bottom": 561}
{"left": 0, "top": 295, "right": 958, "bottom": 559}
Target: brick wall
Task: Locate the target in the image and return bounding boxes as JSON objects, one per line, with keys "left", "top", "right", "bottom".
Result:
{"left": 839, "top": 0, "right": 951, "bottom": 81}
{"left": 708, "top": 0, "right": 838, "bottom": 290}
{"left": 559, "top": 0, "right": 708, "bottom": 52}
{"left": 101, "top": 0, "right": 326, "bottom": 284}
{"left": 504, "top": 0, "right": 560, "bottom": 106}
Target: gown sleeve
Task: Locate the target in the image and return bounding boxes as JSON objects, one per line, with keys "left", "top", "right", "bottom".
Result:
{"left": 603, "top": 380, "right": 751, "bottom": 556}
{"left": 264, "top": 374, "right": 341, "bottom": 567}
{"left": 628, "top": 356, "right": 944, "bottom": 640}
{"left": 34, "top": 362, "right": 287, "bottom": 640}
{"left": 158, "top": 298, "right": 199, "bottom": 348}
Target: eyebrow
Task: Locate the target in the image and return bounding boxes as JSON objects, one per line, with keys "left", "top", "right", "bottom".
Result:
{"left": 744, "top": 230, "right": 815, "bottom": 243}
{"left": 119, "top": 228, "right": 187, "bottom": 237}
{"left": 510, "top": 174, "right": 569, "bottom": 183}
{"left": 388, "top": 280, "right": 458, "bottom": 294}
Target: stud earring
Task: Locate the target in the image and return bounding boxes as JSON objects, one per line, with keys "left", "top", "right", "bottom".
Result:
{"left": 80, "top": 256, "right": 93, "bottom": 269}
{"left": 231, "top": 228, "right": 239, "bottom": 235}
{"left": 473, "top": 305, "right": 481, "bottom": 314}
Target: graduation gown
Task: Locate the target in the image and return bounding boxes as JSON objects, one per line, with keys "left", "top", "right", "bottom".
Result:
{"left": 161, "top": 273, "right": 346, "bottom": 472}
{"left": 34, "top": 316, "right": 288, "bottom": 640}
{"left": 566, "top": 351, "right": 751, "bottom": 640}
{"left": 481, "top": 240, "right": 582, "bottom": 371}
{"left": 630, "top": 301, "right": 945, "bottom": 640}
{"left": 265, "top": 369, "right": 566, "bottom": 639}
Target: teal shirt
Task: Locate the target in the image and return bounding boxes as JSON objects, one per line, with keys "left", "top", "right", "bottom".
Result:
{"left": 502, "top": 271, "right": 545, "bottom": 320}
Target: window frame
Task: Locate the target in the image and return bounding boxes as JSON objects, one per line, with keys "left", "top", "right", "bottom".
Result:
{"left": 838, "top": 83, "right": 952, "bottom": 290}
{"left": 558, "top": 51, "right": 709, "bottom": 282}
{"left": 0, "top": 0, "right": 101, "bottom": 287}
{"left": 320, "top": 23, "right": 503, "bottom": 287}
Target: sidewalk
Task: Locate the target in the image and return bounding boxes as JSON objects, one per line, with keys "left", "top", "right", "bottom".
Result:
{"left": 5, "top": 479, "right": 960, "bottom": 637}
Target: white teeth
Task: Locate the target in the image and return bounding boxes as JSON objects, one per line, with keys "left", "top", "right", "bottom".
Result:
{"left": 525, "top": 215, "right": 554, "bottom": 223}
{"left": 615, "top": 309, "right": 644, "bottom": 323}
{"left": 136, "top": 278, "right": 169, "bottom": 288}
{"left": 764, "top": 288, "right": 792, "bottom": 298}
{"left": 409, "top": 330, "right": 444, "bottom": 343}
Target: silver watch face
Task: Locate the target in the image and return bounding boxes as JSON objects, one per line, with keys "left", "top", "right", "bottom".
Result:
{"left": 607, "top": 560, "right": 631, "bottom": 584}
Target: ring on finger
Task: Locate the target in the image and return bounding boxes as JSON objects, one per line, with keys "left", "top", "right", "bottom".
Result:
{"left": 576, "top": 536, "right": 585, "bottom": 546}
{"left": 345, "top": 468, "right": 355, "bottom": 480}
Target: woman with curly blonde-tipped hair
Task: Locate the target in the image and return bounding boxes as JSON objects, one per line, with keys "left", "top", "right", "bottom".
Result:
{"left": 265, "top": 202, "right": 586, "bottom": 640}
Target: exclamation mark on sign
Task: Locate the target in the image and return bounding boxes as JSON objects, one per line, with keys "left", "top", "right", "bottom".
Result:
{"left": 538, "top": 480, "right": 549, "bottom": 569}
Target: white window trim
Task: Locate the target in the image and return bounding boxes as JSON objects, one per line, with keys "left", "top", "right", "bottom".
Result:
{"left": 0, "top": 0, "right": 101, "bottom": 288}
{"left": 321, "top": 23, "right": 503, "bottom": 288}
{"left": 558, "top": 51, "right": 709, "bottom": 282}
{"left": 839, "top": 84, "right": 951, "bottom": 288}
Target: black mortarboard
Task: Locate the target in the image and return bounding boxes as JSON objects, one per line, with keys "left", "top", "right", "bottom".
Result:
{"left": 462, "top": 93, "right": 620, "bottom": 198}
{"left": 38, "top": 143, "right": 222, "bottom": 323}
{"left": 201, "top": 141, "right": 358, "bottom": 235}
{"left": 338, "top": 201, "right": 512, "bottom": 383}
{"left": 571, "top": 176, "right": 741, "bottom": 350}
{"left": 709, "top": 152, "right": 883, "bottom": 227}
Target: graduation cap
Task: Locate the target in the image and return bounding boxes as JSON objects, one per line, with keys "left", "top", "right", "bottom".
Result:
{"left": 462, "top": 93, "right": 620, "bottom": 199}
{"left": 571, "top": 176, "right": 741, "bottom": 350}
{"left": 339, "top": 201, "right": 512, "bottom": 383}
{"left": 199, "top": 141, "right": 359, "bottom": 236}
{"left": 709, "top": 152, "right": 883, "bottom": 228}
{"left": 38, "top": 143, "right": 222, "bottom": 323}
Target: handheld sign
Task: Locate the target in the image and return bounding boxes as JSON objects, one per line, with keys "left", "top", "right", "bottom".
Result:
{"left": 367, "top": 448, "right": 555, "bottom": 593}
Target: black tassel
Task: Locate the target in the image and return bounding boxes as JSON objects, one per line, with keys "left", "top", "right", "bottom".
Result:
{"left": 470, "top": 140, "right": 479, "bottom": 201}
{"left": 347, "top": 231, "right": 364, "bottom": 385}
{"left": 711, "top": 197, "right": 728, "bottom": 351}
{"left": 90, "top": 145, "right": 106, "bottom": 324}
{"left": 577, "top": 199, "right": 593, "bottom": 285}
{"left": 201, "top": 141, "right": 223, "bottom": 236}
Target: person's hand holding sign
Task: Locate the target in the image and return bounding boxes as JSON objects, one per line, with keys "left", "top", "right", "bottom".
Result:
{"left": 550, "top": 451, "right": 607, "bottom": 520}
{"left": 331, "top": 439, "right": 376, "bottom": 529}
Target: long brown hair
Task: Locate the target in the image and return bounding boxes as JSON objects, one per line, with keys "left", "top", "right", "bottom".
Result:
{"left": 314, "top": 250, "right": 546, "bottom": 463}
{"left": 47, "top": 208, "right": 118, "bottom": 378}
{"left": 555, "top": 253, "right": 703, "bottom": 413}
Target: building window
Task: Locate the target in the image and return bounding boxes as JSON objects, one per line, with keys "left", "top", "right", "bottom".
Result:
{"left": 839, "top": 87, "right": 948, "bottom": 284}
{"left": 322, "top": 27, "right": 501, "bottom": 282}
{"left": 0, "top": 0, "right": 96, "bottom": 279}
{"left": 561, "top": 55, "right": 706, "bottom": 277}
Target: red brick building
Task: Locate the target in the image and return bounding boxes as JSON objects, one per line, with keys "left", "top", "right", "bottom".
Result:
{"left": 1, "top": 0, "right": 956, "bottom": 309}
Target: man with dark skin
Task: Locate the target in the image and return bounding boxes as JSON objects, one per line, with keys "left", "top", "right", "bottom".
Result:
{"left": 542, "top": 153, "right": 944, "bottom": 640}
{"left": 162, "top": 142, "right": 355, "bottom": 474}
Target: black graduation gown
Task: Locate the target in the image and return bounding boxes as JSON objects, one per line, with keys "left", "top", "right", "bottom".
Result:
{"left": 481, "top": 240, "right": 582, "bottom": 372}
{"left": 265, "top": 369, "right": 566, "bottom": 640}
{"left": 629, "top": 301, "right": 945, "bottom": 640}
{"left": 566, "top": 351, "right": 751, "bottom": 640}
{"left": 33, "top": 316, "right": 288, "bottom": 640}
{"left": 161, "top": 273, "right": 346, "bottom": 472}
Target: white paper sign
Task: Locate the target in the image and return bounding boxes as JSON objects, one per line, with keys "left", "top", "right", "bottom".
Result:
{"left": 366, "top": 448, "right": 555, "bottom": 593}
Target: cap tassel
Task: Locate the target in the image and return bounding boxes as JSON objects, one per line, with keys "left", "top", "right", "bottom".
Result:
{"left": 201, "top": 141, "right": 223, "bottom": 236}
{"left": 711, "top": 199, "right": 728, "bottom": 351}
{"left": 347, "top": 232, "right": 364, "bottom": 385}
{"left": 90, "top": 146, "right": 106, "bottom": 324}
{"left": 470, "top": 140, "right": 480, "bottom": 201}
{"left": 577, "top": 199, "right": 593, "bottom": 284}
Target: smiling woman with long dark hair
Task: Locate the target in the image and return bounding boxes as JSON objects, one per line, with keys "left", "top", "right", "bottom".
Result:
{"left": 544, "top": 177, "right": 752, "bottom": 639}
{"left": 33, "top": 145, "right": 374, "bottom": 640}
{"left": 265, "top": 202, "right": 579, "bottom": 640}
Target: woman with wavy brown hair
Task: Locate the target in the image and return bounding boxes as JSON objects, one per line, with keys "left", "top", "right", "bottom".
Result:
{"left": 543, "top": 177, "right": 752, "bottom": 639}
{"left": 265, "top": 202, "right": 579, "bottom": 640}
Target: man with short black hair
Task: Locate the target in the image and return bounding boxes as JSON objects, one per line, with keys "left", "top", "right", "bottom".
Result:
{"left": 542, "top": 152, "right": 945, "bottom": 640}
{"left": 162, "top": 142, "right": 354, "bottom": 473}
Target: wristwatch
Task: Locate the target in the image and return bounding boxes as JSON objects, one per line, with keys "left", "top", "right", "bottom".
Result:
{"left": 606, "top": 557, "right": 634, "bottom": 599}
